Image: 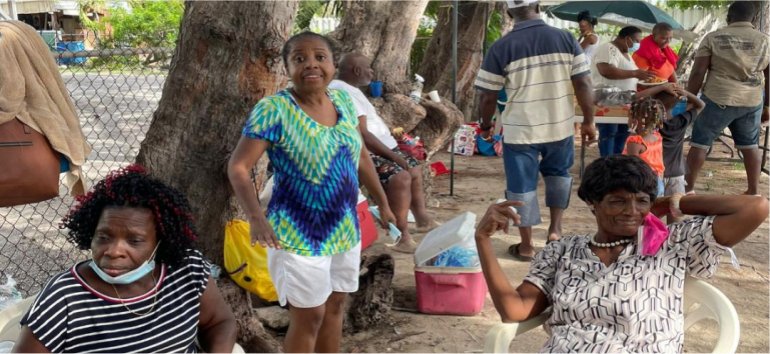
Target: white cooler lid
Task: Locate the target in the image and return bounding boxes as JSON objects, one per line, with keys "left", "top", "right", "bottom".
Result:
{"left": 414, "top": 211, "right": 476, "bottom": 266}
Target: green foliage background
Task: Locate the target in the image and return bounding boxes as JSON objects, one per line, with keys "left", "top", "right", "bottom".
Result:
{"left": 80, "top": 0, "right": 183, "bottom": 48}
{"left": 664, "top": 0, "right": 731, "bottom": 10}
{"left": 78, "top": 0, "right": 182, "bottom": 69}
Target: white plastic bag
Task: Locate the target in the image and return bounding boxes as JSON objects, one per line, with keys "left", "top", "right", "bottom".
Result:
{"left": 0, "top": 275, "right": 22, "bottom": 312}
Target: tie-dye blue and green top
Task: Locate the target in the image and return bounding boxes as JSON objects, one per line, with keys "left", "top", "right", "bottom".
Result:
{"left": 242, "top": 89, "right": 362, "bottom": 256}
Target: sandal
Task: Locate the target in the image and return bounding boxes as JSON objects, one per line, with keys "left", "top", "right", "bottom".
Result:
{"left": 507, "top": 243, "right": 534, "bottom": 262}
{"left": 390, "top": 239, "right": 418, "bottom": 254}
{"left": 414, "top": 220, "right": 441, "bottom": 233}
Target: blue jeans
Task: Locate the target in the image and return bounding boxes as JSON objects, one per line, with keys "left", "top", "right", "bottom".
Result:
{"left": 691, "top": 95, "right": 763, "bottom": 150}
{"left": 597, "top": 124, "right": 629, "bottom": 157}
{"left": 502, "top": 136, "right": 573, "bottom": 226}
{"left": 656, "top": 177, "right": 665, "bottom": 197}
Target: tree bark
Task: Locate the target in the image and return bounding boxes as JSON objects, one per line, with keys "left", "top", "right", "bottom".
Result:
{"left": 218, "top": 279, "right": 283, "bottom": 352}
{"left": 675, "top": 14, "right": 720, "bottom": 80}
{"left": 751, "top": 1, "right": 769, "bottom": 35}
{"left": 413, "top": 99, "right": 465, "bottom": 157}
{"left": 136, "top": 0, "right": 296, "bottom": 265}
{"left": 329, "top": 0, "right": 430, "bottom": 94}
{"left": 136, "top": 3, "right": 297, "bottom": 350}
{"left": 371, "top": 94, "right": 427, "bottom": 134}
{"left": 344, "top": 253, "right": 395, "bottom": 333}
{"left": 417, "top": 1, "right": 495, "bottom": 120}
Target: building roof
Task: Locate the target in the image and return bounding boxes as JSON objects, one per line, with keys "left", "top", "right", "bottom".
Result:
{"left": 0, "top": 0, "right": 56, "bottom": 16}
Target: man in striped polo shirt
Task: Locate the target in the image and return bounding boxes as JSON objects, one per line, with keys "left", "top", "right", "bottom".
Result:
{"left": 475, "top": 0, "right": 596, "bottom": 261}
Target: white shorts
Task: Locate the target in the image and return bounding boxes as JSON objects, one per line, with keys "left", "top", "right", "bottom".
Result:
{"left": 664, "top": 175, "right": 687, "bottom": 196}
{"left": 267, "top": 242, "right": 361, "bottom": 308}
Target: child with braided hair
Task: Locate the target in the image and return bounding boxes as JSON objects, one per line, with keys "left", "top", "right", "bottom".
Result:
{"left": 623, "top": 96, "right": 667, "bottom": 196}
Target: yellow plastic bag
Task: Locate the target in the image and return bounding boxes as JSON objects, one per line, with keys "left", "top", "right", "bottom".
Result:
{"left": 223, "top": 219, "right": 278, "bottom": 302}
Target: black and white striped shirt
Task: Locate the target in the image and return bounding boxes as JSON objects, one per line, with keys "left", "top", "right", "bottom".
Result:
{"left": 21, "top": 250, "right": 211, "bottom": 353}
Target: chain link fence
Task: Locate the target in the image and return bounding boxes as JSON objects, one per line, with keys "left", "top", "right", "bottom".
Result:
{"left": 1, "top": 33, "right": 171, "bottom": 297}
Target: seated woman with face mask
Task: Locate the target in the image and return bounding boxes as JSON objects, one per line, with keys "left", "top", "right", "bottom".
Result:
{"left": 12, "top": 165, "right": 237, "bottom": 353}
{"left": 590, "top": 26, "right": 656, "bottom": 157}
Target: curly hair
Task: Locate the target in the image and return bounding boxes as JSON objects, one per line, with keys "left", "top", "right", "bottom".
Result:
{"left": 629, "top": 96, "right": 667, "bottom": 135}
{"left": 61, "top": 165, "right": 197, "bottom": 267}
{"left": 578, "top": 155, "right": 658, "bottom": 204}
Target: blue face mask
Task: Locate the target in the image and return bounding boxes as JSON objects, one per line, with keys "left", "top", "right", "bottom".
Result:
{"left": 89, "top": 243, "right": 159, "bottom": 285}
{"left": 629, "top": 41, "right": 640, "bottom": 53}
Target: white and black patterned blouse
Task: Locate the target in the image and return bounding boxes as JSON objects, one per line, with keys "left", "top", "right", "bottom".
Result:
{"left": 524, "top": 216, "right": 727, "bottom": 353}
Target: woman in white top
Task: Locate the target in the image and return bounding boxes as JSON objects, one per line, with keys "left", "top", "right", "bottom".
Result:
{"left": 577, "top": 11, "right": 599, "bottom": 63}
{"left": 591, "top": 26, "right": 655, "bottom": 157}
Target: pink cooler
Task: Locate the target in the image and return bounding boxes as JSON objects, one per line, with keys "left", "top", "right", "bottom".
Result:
{"left": 414, "top": 265, "right": 487, "bottom": 315}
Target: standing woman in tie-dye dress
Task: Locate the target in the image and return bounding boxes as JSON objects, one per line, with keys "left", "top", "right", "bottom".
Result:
{"left": 228, "top": 32, "right": 395, "bottom": 353}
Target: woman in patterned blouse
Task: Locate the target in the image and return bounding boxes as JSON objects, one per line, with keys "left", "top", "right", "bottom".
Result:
{"left": 228, "top": 32, "right": 395, "bottom": 353}
{"left": 476, "top": 155, "right": 768, "bottom": 352}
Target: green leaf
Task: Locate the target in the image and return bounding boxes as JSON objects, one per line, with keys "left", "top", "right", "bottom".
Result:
{"left": 294, "top": 0, "right": 326, "bottom": 33}
{"left": 664, "top": 0, "right": 730, "bottom": 10}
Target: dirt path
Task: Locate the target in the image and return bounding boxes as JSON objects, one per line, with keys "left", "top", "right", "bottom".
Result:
{"left": 343, "top": 142, "right": 769, "bottom": 353}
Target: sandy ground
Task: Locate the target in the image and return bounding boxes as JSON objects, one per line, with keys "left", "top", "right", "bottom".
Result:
{"left": 342, "top": 141, "right": 770, "bottom": 353}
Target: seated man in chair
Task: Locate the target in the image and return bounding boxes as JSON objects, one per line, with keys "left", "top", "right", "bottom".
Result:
{"left": 329, "top": 53, "right": 435, "bottom": 253}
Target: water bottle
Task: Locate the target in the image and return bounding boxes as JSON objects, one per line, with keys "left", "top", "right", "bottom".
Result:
{"left": 409, "top": 74, "right": 425, "bottom": 103}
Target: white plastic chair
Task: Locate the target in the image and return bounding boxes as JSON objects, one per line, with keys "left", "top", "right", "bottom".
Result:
{"left": 0, "top": 295, "right": 245, "bottom": 353}
{"left": 0, "top": 296, "right": 34, "bottom": 343}
{"left": 483, "top": 277, "right": 740, "bottom": 354}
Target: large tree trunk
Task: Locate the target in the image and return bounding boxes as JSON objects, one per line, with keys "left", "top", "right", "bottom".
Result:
{"left": 675, "top": 14, "right": 720, "bottom": 81}
{"left": 135, "top": 2, "right": 297, "bottom": 351}
{"left": 344, "top": 254, "right": 395, "bottom": 333}
{"left": 329, "top": 0, "right": 429, "bottom": 94}
{"left": 218, "top": 279, "right": 283, "bottom": 352}
{"left": 417, "top": 1, "right": 495, "bottom": 120}
{"left": 136, "top": 1, "right": 296, "bottom": 265}
{"left": 329, "top": 0, "right": 463, "bottom": 155}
